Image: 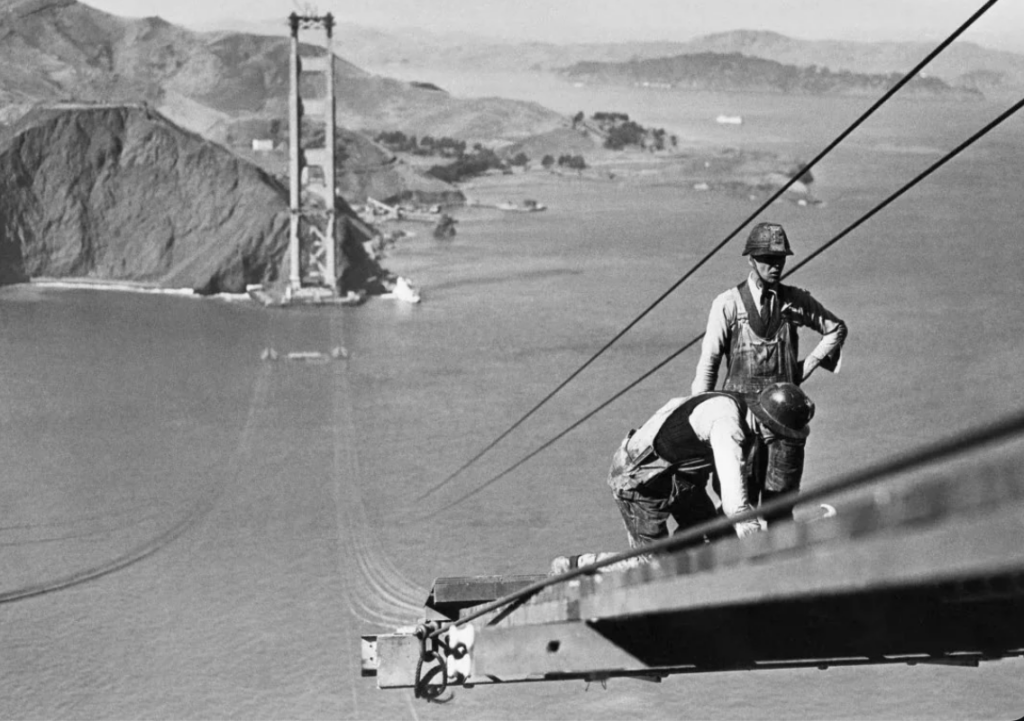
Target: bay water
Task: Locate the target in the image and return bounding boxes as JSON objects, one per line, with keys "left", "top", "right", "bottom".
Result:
{"left": 0, "top": 80, "right": 1022, "bottom": 719}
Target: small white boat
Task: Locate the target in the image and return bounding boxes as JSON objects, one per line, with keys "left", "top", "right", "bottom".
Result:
{"left": 260, "top": 347, "right": 348, "bottom": 362}
{"left": 496, "top": 199, "right": 547, "bottom": 212}
{"left": 716, "top": 115, "right": 744, "bottom": 125}
{"left": 382, "top": 276, "right": 421, "bottom": 304}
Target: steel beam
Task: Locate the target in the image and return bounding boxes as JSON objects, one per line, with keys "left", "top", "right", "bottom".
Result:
{"left": 364, "top": 449, "right": 1024, "bottom": 692}
{"left": 496, "top": 453, "right": 1024, "bottom": 627}
{"left": 426, "top": 575, "right": 546, "bottom": 620}
{"left": 365, "top": 621, "right": 1024, "bottom": 689}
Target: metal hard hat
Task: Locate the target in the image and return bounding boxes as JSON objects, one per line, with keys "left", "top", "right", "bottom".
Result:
{"left": 750, "top": 382, "right": 815, "bottom": 439}
{"left": 742, "top": 222, "right": 793, "bottom": 257}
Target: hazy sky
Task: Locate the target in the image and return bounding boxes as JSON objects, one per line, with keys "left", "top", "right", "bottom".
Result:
{"left": 81, "top": 0, "right": 1024, "bottom": 51}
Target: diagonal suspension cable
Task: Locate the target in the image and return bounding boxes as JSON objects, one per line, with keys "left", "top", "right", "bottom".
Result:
{"left": 418, "top": 0, "right": 1003, "bottom": 501}
{"left": 417, "top": 95, "right": 1024, "bottom": 520}
{"left": 433, "top": 405, "right": 1024, "bottom": 635}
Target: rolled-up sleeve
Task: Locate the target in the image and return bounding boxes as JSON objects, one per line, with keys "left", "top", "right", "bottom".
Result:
{"left": 689, "top": 397, "right": 753, "bottom": 517}
{"left": 691, "top": 291, "right": 732, "bottom": 394}
{"left": 786, "top": 287, "right": 847, "bottom": 372}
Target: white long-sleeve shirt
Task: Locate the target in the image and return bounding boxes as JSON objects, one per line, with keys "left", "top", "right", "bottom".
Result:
{"left": 692, "top": 274, "right": 847, "bottom": 395}
{"left": 614, "top": 395, "right": 756, "bottom": 520}
{"left": 688, "top": 396, "right": 755, "bottom": 518}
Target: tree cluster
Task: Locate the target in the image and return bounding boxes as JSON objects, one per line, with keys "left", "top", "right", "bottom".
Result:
{"left": 426, "top": 147, "right": 505, "bottom": 183}
{"left": 374, "top": 131, "right": 467, "bottom": 157}
{"left": 592, "top": 111, "right": 630, "bottom": 123}
{"left": 508, "top": 152, "right": 530, "bottom": 167}
{"left": 372, "top": 128, "right": 594, "bottom": 181}
{"left": 603, "top": 120, "right": 647, "bottom": 150}
{"left": 541, "top": 154, "right": 587, "bottom": 170}
{"left": 584, "top": 111, "right": 675, "bottom": 151}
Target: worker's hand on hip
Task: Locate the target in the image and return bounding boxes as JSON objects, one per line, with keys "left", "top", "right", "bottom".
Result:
{"left": 800, "top": 356, "right": 820, "bottom": 382}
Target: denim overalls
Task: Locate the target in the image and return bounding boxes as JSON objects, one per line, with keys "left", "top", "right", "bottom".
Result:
{"left": 607, "top": 393, "right": 751, "bottom": 548}
{"left": 723, "top": 282, "right": 805, "bottom": 498}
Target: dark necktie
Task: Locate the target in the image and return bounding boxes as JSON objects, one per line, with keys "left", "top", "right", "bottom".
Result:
{"left": 760, "top": 290, "right": 773, "bottom": 328}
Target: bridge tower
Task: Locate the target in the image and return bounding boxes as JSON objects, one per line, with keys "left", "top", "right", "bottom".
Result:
{"left": 287, "top": 12, "right": 338, "bottom": 295}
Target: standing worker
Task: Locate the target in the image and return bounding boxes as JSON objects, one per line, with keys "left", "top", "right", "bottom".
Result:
{"left": 692, "top": 222, "right": 847, "bottom": 515}
{"left": 550, "top": 383, "right": 815, "bottom": 574}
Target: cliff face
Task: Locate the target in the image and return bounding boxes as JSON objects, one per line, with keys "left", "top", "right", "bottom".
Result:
{"left": 0, "top": 103, "right": 377, "bottom": 293}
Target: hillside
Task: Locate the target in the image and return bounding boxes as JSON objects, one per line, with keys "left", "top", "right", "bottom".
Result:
{"left": 559, "top": 52, "right": 982, "bottom": 99}
{"left": 223, "top": 122, "right": 463, "bottom": 205}
{"left": 0, "top": 0, "right": 565, "bottom": 141}
{"left": 680, "top": 31, "right": 1024, "bottom": 95}
{"left": 337, "top": 25, "right": 1024, "bottom": 97}
{"left": 501, "top": 127, "right": 603, "bottom": 160}
{"left": 0, "top": 103, "right": 385, "bottom": 292}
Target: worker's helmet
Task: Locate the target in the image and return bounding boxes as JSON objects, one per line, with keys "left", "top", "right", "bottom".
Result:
{"left": 742, "top": 222, "right": 793, "bottom": 257}
{"left": 750, "top": 382, "right": 814, "bottom": 439}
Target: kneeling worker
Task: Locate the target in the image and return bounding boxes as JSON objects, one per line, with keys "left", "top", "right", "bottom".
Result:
{"left": 551, "top": 382, "right": 814, "bottom": 574}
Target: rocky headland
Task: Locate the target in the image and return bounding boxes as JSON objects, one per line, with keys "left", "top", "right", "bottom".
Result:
{"left": 0, "top": 103, "right": 385, "bottom": 294}
{"left": 5, "top": 1, "right": 1000, "bottom": 294}
{"left": 0, "top": 0, "right": 567, "bottom": 294}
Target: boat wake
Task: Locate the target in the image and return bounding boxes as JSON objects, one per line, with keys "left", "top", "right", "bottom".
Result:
{"left": 329, "top": 319, "right": 426, "bottom": 629}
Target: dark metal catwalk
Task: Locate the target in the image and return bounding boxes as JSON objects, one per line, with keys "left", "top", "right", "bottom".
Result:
{"left": 364, "top": 443, "right": 1024, "bottom": 693}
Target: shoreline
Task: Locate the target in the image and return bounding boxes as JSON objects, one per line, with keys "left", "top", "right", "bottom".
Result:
{"left": 17, "top": 142, "right": 819, "bottom": 302}
{"left": 451, "top": 144, "right": 820, "bottom": 209}
{"left": 23, "top": 277, "right": 421, "bottom": 306}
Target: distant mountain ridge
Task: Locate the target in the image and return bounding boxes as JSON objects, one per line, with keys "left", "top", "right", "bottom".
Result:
{"left": 0, "top": 0, "right": 564, "bottom": 140}
{"left": 678, "top": 30, "right": 1024, "bottom": 94}
{"left": 339, "top": 25, "right": 1024, "bottom": 96}
{"left": 559, "top": 52, "right": 982, "bottom": 99}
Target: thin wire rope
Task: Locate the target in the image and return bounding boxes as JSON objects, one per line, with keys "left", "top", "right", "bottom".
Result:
{"left": 418, "top": 0, "right": 1002, "bottom": 501}
{"left": 0, "top": 363, "right": 274, "bottom": 604}
{"left": 432, "top": 406, "right": 1024, "bottom": 636}
{"left": 417, "top": 95, "right": 1024, "bottom": 521}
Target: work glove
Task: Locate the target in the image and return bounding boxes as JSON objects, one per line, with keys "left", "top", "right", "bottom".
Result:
{"left": 734, "top": 518, "right": 767, "bottom": 538}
